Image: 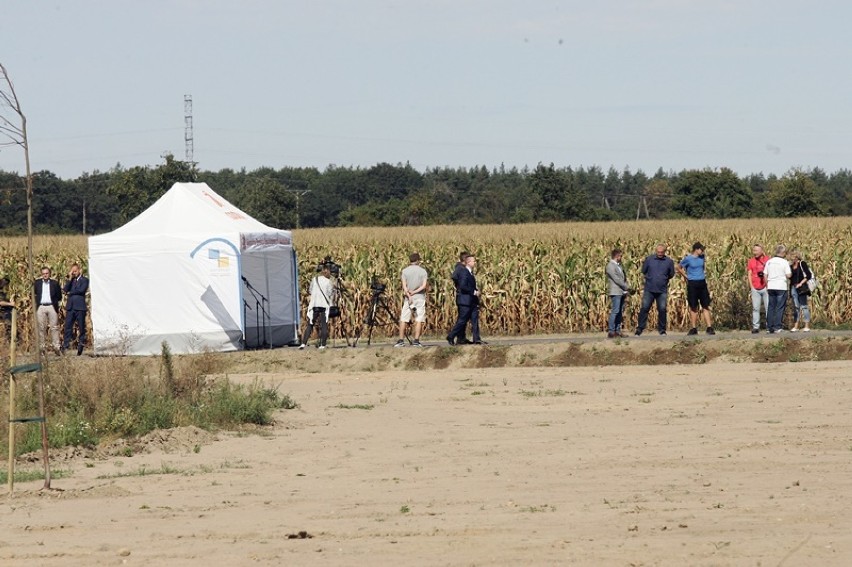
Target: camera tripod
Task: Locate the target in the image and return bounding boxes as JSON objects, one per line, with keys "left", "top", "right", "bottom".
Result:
{"left": 352, "top": 288, "right": 398, "bottom": 347}
{"left": 326, "top": 277, "right": 356, "bottom": 347}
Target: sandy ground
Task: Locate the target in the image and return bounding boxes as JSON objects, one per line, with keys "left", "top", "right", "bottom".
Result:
{"left": 3, "top": 358, "right": 852, "bottom": 566}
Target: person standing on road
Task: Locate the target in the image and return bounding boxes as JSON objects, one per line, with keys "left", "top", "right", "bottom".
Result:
{"left": 34, "top": 267, "right": 62, "bottom": 354}
{"left": 395, "top": 253, "right": 428, "bottom": 347}
{"left": 447, "top": 253, "right": 481, "bottom": 345}
{"left": 746, "top": 244, "right": 770, "bottom": 334}
{"left": 676, "top": 242, "right": 715, "bottom": 336}
{"left": 789, "top": 249, "right": 813, "bottom": 332}
{"left": 635, "top": 244, "right": 675, "bottom": 336}
{"left": 299, "top": 263, "right": 335, "bottom": 349}
{"left": 605, "top": 248, "right": 631, "bottom": 338}
{"left": 764, "top": 245, "right": 791, "bottom": 334}
{"left": 449, "top": 251, "right": 472, "bottom": 345}
{"left": 62, "top": 263, "right": 89, "bottom": 355}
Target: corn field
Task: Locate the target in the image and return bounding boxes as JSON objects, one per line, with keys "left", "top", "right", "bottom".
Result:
{"left": 1, "top": 217, "right": 850, "bottom": 349}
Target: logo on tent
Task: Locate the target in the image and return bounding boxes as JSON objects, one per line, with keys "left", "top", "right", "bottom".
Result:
{"left": 208, "top": 249, "right": 230, "bottom": 268}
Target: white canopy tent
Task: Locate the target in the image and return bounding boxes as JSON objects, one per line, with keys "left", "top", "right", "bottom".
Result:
{"left": 88, "top": 182, "right": 299, "bottom": 355}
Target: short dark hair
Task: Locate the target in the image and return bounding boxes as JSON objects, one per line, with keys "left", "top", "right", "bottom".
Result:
{"left": 459, "top": 251, "right": 469, "bottom": 262}
{"left": 611, "top": 248, "right": 622, "bottom": 259}
{"left": 692, "top": 242, "right": 704, "bottom": 252}
{"left": 409, "top": 252, "right": 421, "bottom": 263}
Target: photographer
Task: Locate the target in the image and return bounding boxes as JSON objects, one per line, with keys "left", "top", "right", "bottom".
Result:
{"left": 746, "top": 244, "right": 770, "bottom": 333}
{"left": 395, "top": 253, "right": 428, "bottom": 347}
{"left": 299, "top": 263, "right": 336, "bottom": 350}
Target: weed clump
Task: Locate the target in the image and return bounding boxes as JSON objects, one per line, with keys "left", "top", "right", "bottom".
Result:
{"left": 1, "top": 343, "right": 297, "bottom": 457}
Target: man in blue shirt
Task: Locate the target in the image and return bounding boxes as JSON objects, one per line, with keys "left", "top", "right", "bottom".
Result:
{"left": 676, "top": 242, "right": 715, "bottom": 336}
{"left": 636, "top": 244, "right": 675, "bottom": 336}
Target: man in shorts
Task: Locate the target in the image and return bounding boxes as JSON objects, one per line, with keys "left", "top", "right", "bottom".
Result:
{"left": 676, "top": 242, "right": 715, "bottom": 335}
{"left": 395, "top": 252, "right": 428, "bottom": 347}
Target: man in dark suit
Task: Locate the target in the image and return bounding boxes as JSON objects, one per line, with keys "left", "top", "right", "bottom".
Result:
{"left": 447, "top": 254, "right": 482, "bottom": 346}
{"left": 62, "top": 263, "right": 89, "bottom": 355}
{"left": 449, "top": 251, "right": 474, "bottom": 345}
{"left": 34, "top": 266, "right": 62, "bottom": 353}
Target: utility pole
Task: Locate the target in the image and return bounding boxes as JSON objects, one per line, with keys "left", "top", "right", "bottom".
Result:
{"left": 184, "top": 94, "right": 194, "bottom": 166}
{"left": 285, "top": 189, "right": 311, "bottom": 229}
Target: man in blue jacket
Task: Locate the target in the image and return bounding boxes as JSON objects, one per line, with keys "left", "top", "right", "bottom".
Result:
{"left": 635, "top": 244, "right": 675, "bottom": 336}
{"left": 447, "top": 253, "right": 481, "bottom": 346}
{"left": 62, "top": 263, "right": 89, "bottom": 355}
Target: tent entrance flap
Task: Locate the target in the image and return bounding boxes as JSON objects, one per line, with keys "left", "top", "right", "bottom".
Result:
{"left": 241, "top": 248, "right": 298, "bottom": 348}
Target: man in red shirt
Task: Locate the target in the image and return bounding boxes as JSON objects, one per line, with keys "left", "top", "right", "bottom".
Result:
{"left": 746, "top": 244, "right": 769, "bottom": 334}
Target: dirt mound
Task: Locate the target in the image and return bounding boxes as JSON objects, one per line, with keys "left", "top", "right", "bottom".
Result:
{"left": 99, "top": 425, "right": 217, "bottom": 457}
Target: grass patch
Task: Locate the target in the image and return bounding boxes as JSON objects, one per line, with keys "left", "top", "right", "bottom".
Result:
{"left": 96, "top": 462, "right": 182, "bottom": 479}
{"left": 0, "top": 468, "right": 71, "bottom": 485}
{"left": 1, "top": 343, "right": 298, "bottom": 458}
{"left": 519, "top": 388, "right": 567, "bottom": 398}
{"left": 336, "top": 403, "right": 375, "bottom": 410}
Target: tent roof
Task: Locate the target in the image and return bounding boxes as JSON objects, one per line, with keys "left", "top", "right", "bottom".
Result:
{"left": 92, "top": 182, "right": 290, "bottom": 239}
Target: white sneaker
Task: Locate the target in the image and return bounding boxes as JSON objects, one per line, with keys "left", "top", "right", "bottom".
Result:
{"left": 802, "top": 327, "right": 811, "bottom": 332}
{"left": 790, "top": 327, "right": 799, "bottom": 333}
{"left": 393, "top": 340, "right": 406, "bottom": 347}
{"left": 318, "top": 345, "right": 326, "bottom": 350}
{"left": 298, "top": 344, "right": 307, "bottom": 349}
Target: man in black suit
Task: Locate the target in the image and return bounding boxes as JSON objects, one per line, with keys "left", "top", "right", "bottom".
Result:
{"left": 34, "top": 266, "right": 62, "bottom": 353}
{"left": 449, "top": 251, "right": 472, "bottom": 345}
{"left": 447, "top": 253, "right": 483, "bottom": 345}
{"left": 62, "top": 263, "right": 89, "bottom": 355}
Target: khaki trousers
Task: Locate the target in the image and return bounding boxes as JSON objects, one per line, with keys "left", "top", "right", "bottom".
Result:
{"left": 37, "top": 305, "right": 60, "bottom": 350}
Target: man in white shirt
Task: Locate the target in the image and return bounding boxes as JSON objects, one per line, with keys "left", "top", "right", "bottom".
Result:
{"left": 33, "top": 267, "right": 62, "bottom": 353}
{"left": 299, "top": 264, "right": 336, "bottom": 349}
{"left": 764, "top": 245, "right": 792, "bottom": 334}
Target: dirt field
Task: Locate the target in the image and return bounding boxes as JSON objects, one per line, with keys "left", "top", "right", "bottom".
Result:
{"left": 4, "top": 353, "right": 852, "bottom": 565}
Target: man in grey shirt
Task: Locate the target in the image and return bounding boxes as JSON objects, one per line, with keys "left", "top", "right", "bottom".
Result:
{"left": 605, "top": 248, "right": 631, "bottom": 338}
{"left": 395, "top": 252, "right": 428, "bottom": 347}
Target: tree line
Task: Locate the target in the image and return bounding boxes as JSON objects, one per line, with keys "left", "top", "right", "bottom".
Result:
{"left": 1, "top": 155, "right": 848, "bottom": 234}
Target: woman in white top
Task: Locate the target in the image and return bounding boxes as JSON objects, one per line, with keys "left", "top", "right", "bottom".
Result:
{"left": 764, "top": 244, "right": 792, "bottom": 334}
{"left": 299, "top": 264, "right": 336, "bottom": 349}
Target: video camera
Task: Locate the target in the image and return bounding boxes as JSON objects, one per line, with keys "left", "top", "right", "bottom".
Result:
{"left": 317, "top": 255, "right": 342, "bottom": 278}
{"left": 370, "top": 276, "right": 386, "bottom": 295}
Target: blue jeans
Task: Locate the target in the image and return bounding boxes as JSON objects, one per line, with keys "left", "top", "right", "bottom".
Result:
{"left": 767, "top": 289, "right": 787, "bottom": 332}
{"left": 751, "top": 287, "right": 769, "bottom": 330}
{"left": 791, "top": 286, "right": 811, "bottom": 324}
{"left": 637, "top": 290, "right": 667, "bottom": 333}
{"left": 608, "top": 294, "right": 626, "bottom": 333}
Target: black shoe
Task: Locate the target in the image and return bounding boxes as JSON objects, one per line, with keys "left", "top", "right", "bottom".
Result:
{"left": 687, "top": 327, "right": 698, "bottom": 336}
{"left": 659, "top": 330, "right": 667, "bottom": 336}
{"left": 457, "top": 338, "right": 473, "bottom": 345}
{"left": 473, "top": 340, "right": 487, "bottom": 345}
{"left": 634, "top": 329, "right": 643, "bottom": 336}
{"left": 751, "top": 329, "right": 759, "bottom": 334}
{"left": 77, "top": 345, "right": 84, "bottom": 356}
{"left": 446, "top": 336, "right": 455, "bottom": 346}
{"left": 607, "top": 331, "right": 615, "bottom": 338}
{"left": 706, "top": 327, "right": 715, "bottom": 335}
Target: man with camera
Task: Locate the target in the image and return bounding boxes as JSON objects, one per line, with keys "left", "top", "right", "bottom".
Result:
{"left": 746, "top": 244, "right": 770, "bottom": 334}
{"left": 299, "top": 262, "right": 336, "bottom": 349}
{"left": 395, "top": 253, "right": 428, "bottom": 347}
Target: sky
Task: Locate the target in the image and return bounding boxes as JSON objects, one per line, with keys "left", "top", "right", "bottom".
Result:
{"left": 1, "top": 0, "right": 851, "bottom": 179}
